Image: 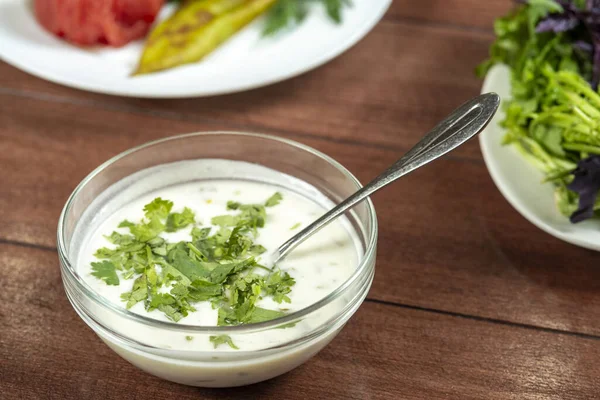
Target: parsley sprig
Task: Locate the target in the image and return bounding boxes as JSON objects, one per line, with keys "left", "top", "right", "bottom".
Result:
{"left": 263, "top": 0, "right": 351, "bottom": 36}
{"left": 90, "top": 193, "right": 295, "bottom": 334}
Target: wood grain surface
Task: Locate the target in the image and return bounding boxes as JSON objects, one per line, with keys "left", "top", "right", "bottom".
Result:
{"left": 3, "top": 1, "right": 600, "bottom": 399}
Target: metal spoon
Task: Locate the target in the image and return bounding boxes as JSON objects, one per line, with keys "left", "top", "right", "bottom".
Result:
{"left": 272, "top": 92, "right": 500, "bottom": 264}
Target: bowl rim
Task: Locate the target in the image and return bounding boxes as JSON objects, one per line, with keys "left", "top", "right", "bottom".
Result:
{"left": 57, "top": 131, "right": 378, "bottom": 334}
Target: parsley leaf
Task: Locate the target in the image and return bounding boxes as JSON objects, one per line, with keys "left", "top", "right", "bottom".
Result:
{"left": 91, "top": 261, "right": 120, "bottom": 286}
{"left": 209, "top": 334, "right": 239, "bottom": 350}
{"left": 263, "top": 0, "right": 350, "bottom": 36}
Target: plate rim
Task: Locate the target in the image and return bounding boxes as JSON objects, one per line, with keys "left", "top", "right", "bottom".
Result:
{"left": 479, "top": 64, "right": 600, "bottom": 251}
{"left": 0, "top": 0, "right": 391, "bottom": 98}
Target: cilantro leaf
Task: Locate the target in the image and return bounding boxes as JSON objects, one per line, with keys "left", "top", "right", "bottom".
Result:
{"left": 218, "top": 307, "right": 237, "bottom": 326}
{"left": 118, "top": 220, "right": 135, "bottom": 228}
{"left": 143, "top": 197, "right": 173, "bottom": 220}
{"left": 187, "top": 279, "right": 222, "bottom": 301}
{"left": 248, "top": 307, "right": 286, "bottom": 323}
{"left": 91, "top": 195, "right": 296, "bottom": 327}
{"left": 265, "top": 270, "right": 295, "bottom": 304}
{"left": 169, "top": 246, "right": 212, "bottom": 281}
{"left": 128, "top": 217, "right": 165, "bottom": 242}
{"left": 209, "top": 334, "right": 239, "bottom": 350}
{"left": 94, "top": 247, "right": 117, "bottom": 259}
{"left": 147, "top": 293, "right": 192, "bottom": 322}
{"left": 224, "top": 226, "right": 253, "bottom": 259}
{"left": 226, "top": 201, "right": 241, "bottom": 210}
{"left": 191, "top": 227, "right": 211, "bottom": 241}
{"left": 120, "top": 274, "right": 148, "bottom": 308}
{"left": 105, "top": 231, "right": 136, "bottom": 246}
{"left": 211, "top": 214, "right": 240, "bottom": 228}
{"left": 166, "top": 207, "right": 195, "bottom": 232}
{"left": 249, "top": 244, "right": 267, "bottom": 256}
{"left": 91, "top": 261, "right": 120, "bottom": 286}
{"left": 265, "top": 192, "right": 283, "bottom": 207}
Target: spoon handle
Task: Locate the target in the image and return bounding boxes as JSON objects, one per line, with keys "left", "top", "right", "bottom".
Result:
{"left": 274, "top": 92, "right": 500, "bottom": 262}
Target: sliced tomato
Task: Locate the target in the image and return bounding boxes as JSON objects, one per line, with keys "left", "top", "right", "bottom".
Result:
{"left": 35, "top": 0, "right": 165, "bottom": 47}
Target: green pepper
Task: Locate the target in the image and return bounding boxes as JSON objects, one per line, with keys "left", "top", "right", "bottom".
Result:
{"left": 134, "top": 0, "right": 276, "bottom": 75}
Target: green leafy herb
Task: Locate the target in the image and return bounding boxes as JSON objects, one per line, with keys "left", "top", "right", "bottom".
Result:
{"left": 264, "top": 192, "right": 283, "bottom": 207}
{"left": 290, "top": 222, "right": 301, "bottom": 230}
{"left": 166, "top": 207, "right": 195, "bottom": 232}
{"left": 214, "top": 192, "right": 283, "bottom": 234}
{"left": 143, "top": 197, "right": 173, "bottom": 220}
{"left": 89, "top": 193, "right": 294, "bottom": 345}
{"left": 264, "top": 270, "right": 295, "bottom": 304}
{"left": 120, "top": 274, "right": 148, "bottom": 308}
{"left": 185, "top": 335, "right": 194, "bottom": 341}
{"left": 476, "top": 1, "right": 600, "bottom": 221}
{"left": 128, "top": 216, "right": 165, "bottom": 242}
{"left": 91, "top": 261, "right": 120, "bottom": 286}
{"left": 263, "top": 0, "right": 351, "bottom": 36}
{"left": 209, "top": 334, "right": 239, "bottom": 350}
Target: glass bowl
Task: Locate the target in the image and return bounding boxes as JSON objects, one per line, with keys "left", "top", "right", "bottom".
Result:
{"left": 57, "top": 132, "right": 378, "bottom": 387}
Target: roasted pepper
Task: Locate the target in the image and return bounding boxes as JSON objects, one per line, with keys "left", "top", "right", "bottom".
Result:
{"left": 134, "top": 0, "right": 276, "bottom": 75}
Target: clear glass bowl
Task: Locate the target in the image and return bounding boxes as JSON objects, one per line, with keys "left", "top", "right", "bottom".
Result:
{"left": 57, "top": 132, "right": 377, "bottom": 387}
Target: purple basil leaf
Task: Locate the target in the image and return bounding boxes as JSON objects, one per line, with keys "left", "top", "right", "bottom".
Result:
{"left": 591, "top": 42, "right": 600, "bottom": 88}
{"left": 568, "top": 155, "right": 600, "bottom": 223}
{"left": 536, "top": 15, "right": 580, "bottom": 32}
{"left": 574, "top": 39, "right": 594, "bottom": 52}
{"left": 588, "top": 0, "right": 600, "bottom": 12}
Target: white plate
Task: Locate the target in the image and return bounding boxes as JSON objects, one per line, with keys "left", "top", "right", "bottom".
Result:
{"left": 480, "top": 64, "right": 600, "bottom": 250}
{"left": 0, "top": 0, "right": 390, "bottom": 98}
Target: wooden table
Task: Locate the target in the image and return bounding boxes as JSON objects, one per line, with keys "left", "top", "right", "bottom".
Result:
{"left": 3, "top": 1, "right": 600, "bottom": 399}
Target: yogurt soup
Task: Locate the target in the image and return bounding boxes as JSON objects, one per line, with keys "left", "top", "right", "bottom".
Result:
{"left": 70, "top": 159, "right": 366, "bottom": 387}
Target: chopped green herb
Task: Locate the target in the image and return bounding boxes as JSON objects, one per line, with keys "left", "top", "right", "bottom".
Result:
{"left": 91, "top": 261, "right": 119, "bottom": 286}
{"left": 263, "top": 0, "right": 351, "bottom": 36}
{"left": 265, "top": 192, "right": 283, "bottom": 207}
{"left": 143, "top": 197, "right": 173, "bottom": 220}
{"left": 214, "top": 192, "right": 283, "bottom": 234}
{"left": 166, "top": 207, "right": 195, "bottom": 232}
{"left": 185, "top": 335, "right": 194, "bottom": 341}
{"left": 209, "top": 334, "right": 239, "bottom": 350}
{"left": 89, "top": 194, "right": 295, "bottom": 340}
{"left": 120, "top": 274, "right": 148, "bottom": 308}
{"left": 211, "top": 214, "right": 240, "bottom": 228}
{"left": 264, "top": 270, "right": 295, "bottom": 304}
{"left": 290, "top": 222, "right": 301, "bottom": 230}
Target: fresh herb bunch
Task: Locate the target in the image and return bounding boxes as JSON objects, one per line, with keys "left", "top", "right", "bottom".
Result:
{"left": 90, "top": 193, "right": 295, "bottom": 336}
{"left": 168, "top": 0, "right": 351, "bottom": 36}
{"left": 263, "top": 0, "right": 351, "bottom": 35}
{"left": 478, "top": 0, "right": 600, "bottom": 222}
